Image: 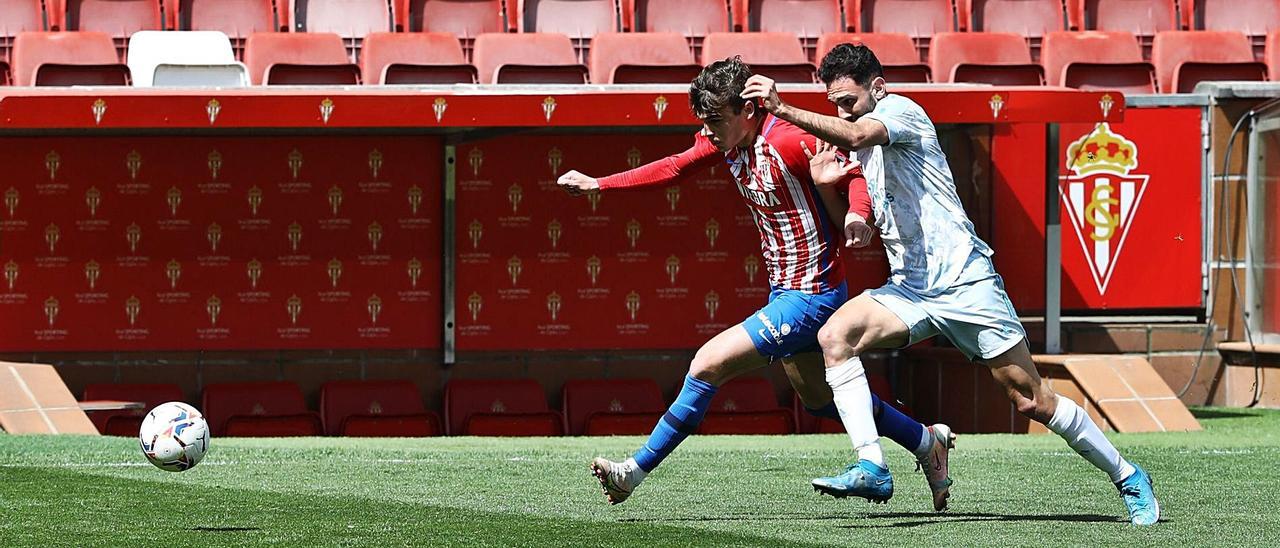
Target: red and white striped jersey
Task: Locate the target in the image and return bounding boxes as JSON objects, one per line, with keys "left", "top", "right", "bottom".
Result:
{"left": 598, "top": 114, "right": 870, "bottom": 294}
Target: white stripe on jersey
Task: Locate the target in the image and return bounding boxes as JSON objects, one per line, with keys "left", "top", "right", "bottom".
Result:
{"left": 767, "top": 144, "right": 822, "bottom": 293}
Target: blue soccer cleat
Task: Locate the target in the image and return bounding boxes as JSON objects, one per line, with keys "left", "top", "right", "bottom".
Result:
{"left": 812, "top": 459, "right": 894, "bottom": 503}
{"left": 1115, "top": 464, "right": 1160, "bottom": 526}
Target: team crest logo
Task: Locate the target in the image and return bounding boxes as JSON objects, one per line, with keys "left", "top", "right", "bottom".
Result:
{"left": 4, "top": 187, "right": 17, "bottom": 217}
{"left": 989, "top": 94, "right": 1004, "bottom": 119}
{"left": 653, "top": 96, "right": 668, "bottom": 120}
{"left": 586, "top": 189, "right": 602, "bottom": 212}
{"left": 546, "top": 292, "right": 562, "bottom": 322}
{"left": 467, "top": 292, "right": 482, "bottom": 321}
{"left": 45, "top": 151, "right": 61, "bottom": 181}
{"left": 328, "top": 258, "right": 343, "bottom": 288}
{"left": 626, "top": 219, "right": 641, "bottom": 249}
{"left": 547, "top": 219, "right": 563, "bottom": 249}
{"left": 507, "top": 256, "right": 522, "bottom": 286}
{"left": 1060, "top": 123, "right": 1149, "bottom": 295}
{"left": 44, "top": 297, "right": 59, "bottom": 326}
{"left": 248, "top": 186, "right": 264, "bottom": 216}
{"left": 85, "top": 187, "right": 101, "bottom": 217}
{"left": 433, "top": 98, "right": 448, "bottom": 123}
{"left": 666, "top": 255, "right": 680, "bottom": 284}
{"left": 247, "top": 259, "right": 263, "bottom": 289}
{"left": 469, "top": 219, "right": 483, "bottom": 249}
{"left": 468, "top": 148, "right": 483, "bottom": 176}
{"left": 166, "top": 260, "right": 181, "bottom": 289}
{"left": 125, "top": 295, "right": 141, "bottom": 326}
{"left": 288, "top": 149, "right": 303, "bottom": 180}
{"left": 45, "top": 224, "right": 60, "bottom": 254}
{"left": 407, "top": 258, "right": 422, "bottom": 288}
{"left": 1099, "top": 94, "right": 1115, "bottom": 119}
{"left": 166, "top": 187, "right": 182, "bottom": 217}
{"left": 666, "top": 187, "right": 680, "bottom": 212}
{"left": 508, "top": 183, "right": 523, "bottom": 214}
{"left": 206, "top": 99, "right": 221, "bottom": 125}
{"left": 368, "top": 149, "right": 383, "bottom": 179}
{"left": 328, "top": 185, "right": 343, "bottom": 216}
{"left": 586, "top": 256, "right": 601, "bottom": 285}
{"left": 627, "top": 148, "right": 642, "bottom": 169}
{"left": 4, "top": 260, "right": 17, "bottom": 291}
{"left": 705, "top": 291, "right": 720, "bottom": 321}
{"left": 288, "top": 222, "right": 303, "bottom": 252}
{"left": 542, "top": 97, "right": 557, "bottom": 122}
{"left": 126, "top": 150, "right": 142, "bottom": 181}
{"left": 705, "top": 219, "right": 720, "bottom": 248}
{"left": 206, "top": 295, "right": 221, "bottom": 325}
{"left": 367, "top": 222, "right": 383, "bottom": 251}
{"left": 84, "top": 260, "right": 100, "bottom": 290}
{"left": 208, "top": 150, "right": 223, "bottom": 180}
{"left": 287, "top": 295, "right": 302, "bottom": 325}
{"left": 367, "top": 295, "right": 382, "bottom": 324}
{"left": 408, "top": 186, "right": 423, "bottom": 215}
{"left": 319, "top": 98, "right": 335, "bottom": 124}
{"left": 625, "top": 291, "right": 641, "bottom": 321}
{"left": 207, "top": 223, "right": 222, "bottom": 252}
{"left": 547, "top": 147, "right": 563, "bottom": 176}
{"left": 92, "top": 99, "right": 107, "bottom": 125}
{"left": 744, "top": 256, "right": 760, "bottom": 284}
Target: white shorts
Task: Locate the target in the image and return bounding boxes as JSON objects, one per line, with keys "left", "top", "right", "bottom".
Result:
{"left": 868, "top": 253, "right": 1026, "bottom": 361}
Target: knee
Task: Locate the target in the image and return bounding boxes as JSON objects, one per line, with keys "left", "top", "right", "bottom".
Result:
{"left": 689, "top": 347, "right": 725, "bottom": 385}
{"left": 817, "top": 322, "right": 856, "bottom": 357}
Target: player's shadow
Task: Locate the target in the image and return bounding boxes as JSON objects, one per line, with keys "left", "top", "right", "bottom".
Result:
{"left": 844, "top": 512, "right": 1135, "bottom": 528}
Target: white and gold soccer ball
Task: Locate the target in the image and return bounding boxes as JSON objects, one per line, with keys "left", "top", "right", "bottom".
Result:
{"left": 139, "top": 402, "right": 210, "bottom": 472}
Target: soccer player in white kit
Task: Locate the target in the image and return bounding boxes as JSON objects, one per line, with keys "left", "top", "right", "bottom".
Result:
{"left": 742, "top": 43, "right": 1160, "bottom": 525}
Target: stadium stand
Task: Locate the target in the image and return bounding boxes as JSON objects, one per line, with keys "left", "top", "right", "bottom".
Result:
{"left": 624, "top": 0, "right": 729, "bottom": 49}
{"left": 11, "top": 31, "right": 131, "bottom": 86}
{"left": 62, "top": 0, "right": 165, "bottom": 52}
{"left": 319, "top": 379, "right": 441, "bottom": 437}
{"left": 847, "top": 0, "right": 957, "bottom": 56}
{"left": 202, "top": 381, "right": 323, "bottom": 437}
{"left": 929, "top": 32, "right": 1045, "bottom": 84}
{"left": 745, "top": 0, "right": 843, "bottom": 55}
{"left": 400, "top": 0, "right": 506, "bottom": 57}
{"left": 701, "top": 32, "right": 815, "bottom": 82}
{"left": 519, "top": 0, "right": 619, "bottom": 59}
{"left": 816, "top": 32, "right": 931, "bottom": 82}
{"left": 964, "top": 0, "right": 1066, "bottom": 58}
{"left": 289, "top": 0, "right": 394, "bottom": 58}
{"left": 561, "top": 378, "right": 666, "bottom": 435}
{"left": 588, "top": 32, "right": 700, "bottom": 84}
{"left": 1041, "top": 31, "right": 1154, "bottom": 93}
{"left": 1077, "top": 0, "right": 1180, "bottom": 55}
{"left": 471, "top": 32, "right": 587, "bottom": 84}
{"left": 360, "top": 31, "right": 476, "bottom": 84}
{"left": 699, "top": 377, "right": 794, "bottom": 435}
{"left": 1152, "top": 30, "right": 1268, "bottom": 93}
{"left": 1194, "top": 0, "right": 1280, "bottom": 56}
{"left": 0, "top": 0, "right": 46, "bottom": 68}
{"left": 1269, "top": 30, "right": 1280, "bottom": 80}
{"left": 444, "top": 379, "right": 564, "bottom": 436}
{"left": 173, "top": 0, "right": 280, "bottom": 57}
{"left": 82, "top": 383, "right": 183, "bottom": 437}
{"left": 127, "top": 30, "right": 248, "bottom": 86}
{"left": 243, "top": 31, "right": 360, "bottom": 85}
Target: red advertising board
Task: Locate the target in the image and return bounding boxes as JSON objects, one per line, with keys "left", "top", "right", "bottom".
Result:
{"left": 0, "top": 136, "right": 442, "bottom": 351}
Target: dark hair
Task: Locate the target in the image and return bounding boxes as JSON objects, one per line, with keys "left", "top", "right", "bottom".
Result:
{"left": 689, "top": 56, "right": 753, "bottom": 118}
{"left": 817, "top": 43, "right": 884, "bottom": 86}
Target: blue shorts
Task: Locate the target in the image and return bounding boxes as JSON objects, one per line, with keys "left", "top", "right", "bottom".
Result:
{"left": 742, "top": 282, "right": 848, "bottom": 359}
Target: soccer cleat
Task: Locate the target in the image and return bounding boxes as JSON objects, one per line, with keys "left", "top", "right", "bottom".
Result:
{"left": 590, "top": 457, "right": 639, "bottom": 505}
{"left": 1116, "top": 464, "right": 1160, "bottom": 526}
{"left": 811, "top": 459, "right": 894, "bottom": 503}
{"left": 914, "top": 423, "right": 956, "bottom": 511}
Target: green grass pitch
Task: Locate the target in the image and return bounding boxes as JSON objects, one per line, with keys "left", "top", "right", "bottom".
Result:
{"left": 3, "top": 407, "right": 1280, "bottom": 546}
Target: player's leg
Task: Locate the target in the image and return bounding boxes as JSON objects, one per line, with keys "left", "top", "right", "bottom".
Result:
{"left": 590, "top": 323, "right": 766, "bottom": 505}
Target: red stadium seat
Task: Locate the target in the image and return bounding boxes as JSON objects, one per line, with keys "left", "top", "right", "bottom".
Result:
{"left": 1080, "top": 0, "right": 1179, "bottom": 54}
{"left": 847, "top": 0, "right": 957, "bottom": 55}
{"left": 1152, "top": 30, "right": 1268, "bottom": 93}
{"left": 699, "top": 377, "right": 794, "bottom": 435}
{"left": 319, "top": 379, "right": 440, "bottom": 437}
{"left": 202, "top": 381, "right": 322, "bottom": 437}
{"left": 561, "top": 378, "right": 665, "bottom": 435}
{"left": 243, "top": 31, "right": 359, "bottom": 85}
{"left": 401, "top": 0, "right": 507, "bottom": 56}
{"left": 471, "top": 32, "right": 587, "bottom": 83}
{"left": 816, "top": 32, "right": 931, "bottom": 82}
{"left": 82, "top": 383, "right": 183, "bottom": 437}
{"left": 589, "top": 32, "right": 700, "bottom": 84}
{"left": 625, "top": 0, "right": 729, "bottom": 42}
{"left": 1194, "top": 0, "right": 1280, "bottom": 55}
{"left": 519, "top": 0, "right": 618, "bottom": 58}
{"left": 11, "top": 31, "right": 131, "bottom": 86}
{"left": 361, "top": 31, "right": 476, "bottom": 84}
{"left": 444, "top": 378, "right": 564, "bottom": 436}
{"left": 929, "top": 32, "right": 1045, "bottom": 84}
{"left": 701, "top": 32, "right": 815, "bottom": 82}
{"left": 966, "top": 0, "right": 1066, "bottom": 39}
{"left": 747, "top": 0, "right": 843, "bottom": 55}
{"left": 290, "top": 0, "right": 393, "bottom": 57}
{"left": 176, "top": 0, "right": 279, "bottom": 56}
{"left": 0, "top": 1, "right": 45, "bottom": 58}
{"left": 1269, "top": 30, "right": 1280, "bottom": 80}
{"left": 62, "top": 0, "right": 164, "bottom": 47}
{"left": 1041, "top": 31, "right": 1154, "bottom": 93}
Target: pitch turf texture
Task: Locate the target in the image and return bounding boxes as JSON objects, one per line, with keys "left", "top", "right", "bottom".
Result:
{"left": 3, "top": 408, "right": 1279, "bottom": 547}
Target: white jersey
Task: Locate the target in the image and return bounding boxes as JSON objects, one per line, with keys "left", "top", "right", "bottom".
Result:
{"left": 859, "top": 94, "right": 993, "bottom": 296}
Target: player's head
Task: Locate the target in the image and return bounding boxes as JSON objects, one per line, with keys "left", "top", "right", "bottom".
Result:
{"left": 817, "top": 43, "right": 887, "bottom": 121}
{"left": 690, "top": 56, "right": 760, "bottom": 151}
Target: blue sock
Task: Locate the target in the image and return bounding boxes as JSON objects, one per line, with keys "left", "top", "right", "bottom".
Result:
{"left": 804, "top": 402, "right": 840, "bottom": 420}
{"left": 633, "top": 375, "right": 717, "bottom": 472}
{"left": 871, "top": 393, "right": 928, "bottom": 454}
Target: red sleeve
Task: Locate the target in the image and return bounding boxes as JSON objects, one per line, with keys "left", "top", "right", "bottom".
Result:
{"left": 842, "top": 165, "right": 872, "bottom": 221}
{"left": 598, "top": 131, "right": 720, "bottom": 190}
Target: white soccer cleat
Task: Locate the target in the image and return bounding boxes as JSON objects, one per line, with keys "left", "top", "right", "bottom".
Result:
{"left": 915, "top": 423, "right": 956, "bottom": 511}
{"left": 590, "top": 457, "right": 641, "bottom": 505}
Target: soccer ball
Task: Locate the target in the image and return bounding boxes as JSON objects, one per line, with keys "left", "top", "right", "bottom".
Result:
{"left": 139, "top": 401, "right": 210, "bottom": 472}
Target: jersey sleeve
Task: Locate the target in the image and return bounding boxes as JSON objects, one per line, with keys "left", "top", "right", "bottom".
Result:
{"left": 842, "top": 165, "right": 872, "bottom": 221}
{"left": 861, "top": 95, "right": 921, "bottom": 146}
{"left": 597, "top": 131, "right": 720, "bottom": 190}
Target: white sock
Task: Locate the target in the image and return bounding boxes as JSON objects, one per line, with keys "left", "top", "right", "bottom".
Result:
{"left": 624, "top": 457, "right": 648, "bottom": 484}
{"left": 1045, "top": 396, "right": 1135, "bottom": 483}
{"left": 913, "top": 425, "right": 934, "bottom": 459}
{"left": 826, "top": 357, "right": 886, "bottom": 468}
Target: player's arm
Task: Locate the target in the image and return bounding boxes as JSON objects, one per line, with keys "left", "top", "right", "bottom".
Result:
{"left": 802, "top": 139, "right": 874, "bottom": 248}
{"left": 741, "top": 75, "right": 888, "bottom": 151}
{"left": 556, "top": 132, "right": 719, "bottom": 195}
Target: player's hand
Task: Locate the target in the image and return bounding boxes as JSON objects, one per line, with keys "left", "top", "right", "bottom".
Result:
{"left": 741, "top": 75, "right": 785, "bottom": 113}
{"left": 557, "top": 170, "right": 599, "bottom": 196}
{"left": 844, "top": 212, "right": 873, "bottom": 248}
{"left": 801, "top": 139, "right": 858, "bottom": 186}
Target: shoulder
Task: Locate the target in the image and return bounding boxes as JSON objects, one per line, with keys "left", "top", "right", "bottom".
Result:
{"left": 874, "top": 94, "right": 923, "bottom": 119}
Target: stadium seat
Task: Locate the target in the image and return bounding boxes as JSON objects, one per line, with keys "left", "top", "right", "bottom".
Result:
{"left": 174, "top": 0, "right": 279, "bottom": 56}
{"left": 202, "top": 381, "right": 322, "bottom": 437}
{"left": 0, "top": 1, "right": 46, "bottom": 61}
{"left": 243, "top": 31, "right": 360, "bottom": 85}
{"left": 1040, "top": 31, "right": 1153, "bottom": 92}
{"left": 929, "top": 32, "right": 1045, "bottom": 84}
{"left": 849, "top": 0, "right": 957, "bottom": 55}
{"left": 290, "top": 0, "right": 394, "bottom": 57}
{"left": 1079, "top": 0, "right": 1179, "bottom": 55}
{"left": 471, "top": 32, "right": 587, "bottom": 84}
{"left": 699, "top": 377, "right": 794, "bottom": 435}
{"left": 11, "top": 31, "right": 131, "bottom": 86}
{"left": 400, "top": 0, "right": 507, "bottom": 57}
{"left": 816, "top": 32, "right": 931, "bottom": 82}
{"left": 966, "top": 0, "right": 1066, "bottom": 39}
{"left": 1269, "top": 30, "right": 1280, "bottom": 80}
{"left": 519, "top": 0, "right": 618, "bottom": 58}
{"left": 444, "top": 379, "right": 564, "bottom": 436}
{"left": 625, "top": 0, "right": 729, "bottom": 45}
{"left": 360, "top": 31, "right": 476, "bottom": 84}
{"left": 1152, "top": 30, "right": 1268, "bottom": 93}
{"left": 82, "top": 383, "right": 183, "bottom": 437}
{"left": 1194, "top": 0, "right": 1280, "bottom": 56}
{"left": 63, "top": 0, "right": 164, "bottom": 50}
{"left": 127, "top": 31, "right": 248, "bottom": 86}
{"left": 588, "top": 32, "right": 700, "bottom": 84}
{"left": 701, "top": 32, "right": 816, "bottom": 82}
{"left": 747, "top": 0, "right": 843, "bottom": 55}
{"left": 561, "top": 378, "right": 666, "bottom": 435}
{"left": 319, "top": 379, "right": 441, "bottom": 437}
